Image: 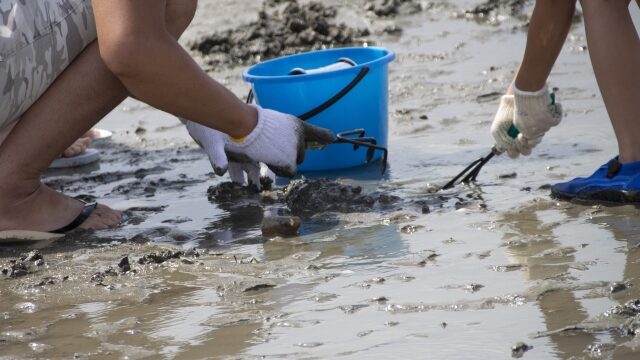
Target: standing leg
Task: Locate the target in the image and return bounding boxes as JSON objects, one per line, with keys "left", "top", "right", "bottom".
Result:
{"left": 0, "top": 0, "right": 197, "bottom": 232}
{"left": 580, "top": 0, "right": 640, "bottom": 163}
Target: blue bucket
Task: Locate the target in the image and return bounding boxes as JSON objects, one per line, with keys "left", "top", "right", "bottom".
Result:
{"left": 243, "top": 47, "right": 395, "bottom": 172}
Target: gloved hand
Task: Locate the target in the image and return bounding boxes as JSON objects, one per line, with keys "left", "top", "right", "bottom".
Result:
{"left": 490, "top": 95, "right": 519, "bottom": 158}
{"left": 182, "top": 119, "right": 275, "bottom": 190}
{"left": 225, "top": 105, "right": 336, "bottom": 178}
{"left": 490, "top": 85, "right": 562, "bottom": 158}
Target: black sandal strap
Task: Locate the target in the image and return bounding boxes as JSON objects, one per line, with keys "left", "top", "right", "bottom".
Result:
{"left": 52, "top": 202, "right": 98, "bottom": 234}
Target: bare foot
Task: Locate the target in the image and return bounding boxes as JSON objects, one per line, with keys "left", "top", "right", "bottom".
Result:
{"left": 0, "top": 181, "right": 123, "bottom": 232}
{"left": 84, "top": 129, "right": 102, "bottom": 139}
{"left": 62, "top": 137, "right": 92, "bottom": 158}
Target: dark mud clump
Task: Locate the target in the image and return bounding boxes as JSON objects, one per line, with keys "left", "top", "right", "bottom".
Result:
{"left": 465, "top": 0, "right": 529, "bottom": 22}
{"left": 511, "top": 342, "right": 533, "bottom": 358}
{"left": 137, "top": 248, "right": 201, "bottom": 265}
{"left": 1, "top": 251, "right": 45, "bottom": 279}
{"left": 366, "top": 0, "right": 423, "bottom": 17}
{"left": 284, "top": 178, "right": 400, "bottom": 215}
{"left": 192, "top": 0, "right": 370, "bottom": 66}
{"left": 207, "top": 182, "right": 261, "bottom": 202}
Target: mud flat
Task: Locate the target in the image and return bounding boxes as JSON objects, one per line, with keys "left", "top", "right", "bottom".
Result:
{"left": 2, "top": 0, "right": 640, "bottom": 358}
{"left": 191, "top": 0, "right": 370, "bottom": 66}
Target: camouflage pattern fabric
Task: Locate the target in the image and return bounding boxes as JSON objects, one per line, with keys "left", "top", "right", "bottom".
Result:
{"left": 0, "top": 0, "right": 97, "bottom": 130}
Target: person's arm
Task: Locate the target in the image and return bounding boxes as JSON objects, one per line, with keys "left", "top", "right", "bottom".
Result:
{"left": 492, "top": 0, "right": 575, "bottom": 157}
{"left": 92, "top": 0, "right": 256, "bottom": 138}
{"left": 512, "top": 0, "right": 577, "bottom": 92}
{"left": 92, "top": 0, "right": 334, "bottom": 178}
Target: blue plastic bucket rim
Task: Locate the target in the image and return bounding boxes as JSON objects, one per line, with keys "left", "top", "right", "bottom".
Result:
{"left": 243, "top": 46, "right": 395, "bottom": 84}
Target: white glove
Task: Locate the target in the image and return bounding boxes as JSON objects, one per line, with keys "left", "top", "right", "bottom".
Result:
{"left": 182, "top": 118, "right": 275, "bottom": 190}
{"left": 183, "top": 119, "right": 229, "bottom": 175}
{"left": 225, "top": 105, "right": 335, "bottom": 178}
{"left": 490, "top": 85, "right": 562, "bottom": 158}
{"left": 227, "top": 162, "right": 275, "bottom": 190}
{"left": 490, "top": 95, "right": 519, "bottom": 159}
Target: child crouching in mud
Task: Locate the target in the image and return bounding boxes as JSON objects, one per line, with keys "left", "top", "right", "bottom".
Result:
{"left": 0, "top": 0, "right": 334, "bottom": 239}
{"left": 491, "top": 0, "right": 640, "bottom": 204}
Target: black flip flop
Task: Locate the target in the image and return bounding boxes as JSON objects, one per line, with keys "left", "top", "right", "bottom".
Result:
{"left": 0, "top": 201, "right": 99, "bottom": 242}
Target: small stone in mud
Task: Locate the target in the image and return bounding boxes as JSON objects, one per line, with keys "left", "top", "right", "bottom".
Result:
{"left": 466, "top": 0, "right": 528, "bottom": 23}
{"left": 370, "top": 296, "right": 389, "bottom": 304}
{"left": 441, "top": 322, "right": 448, "bottom": 328}
{"left": 422, "top": 206, "right": 431, "bottom": 214}
{"left": 21, "top": 251, "right": 43, "bottom": 263}
{"left": 498, "top": 172, "right": 517, "bottom": 179}
{"left": 511, "top": 342, "right": 533, "bottom": 358}
{"left": 181, "top": 258, "right": 195, "bottom": 265}
{"left": 476, "top": 91, "right": 502, "bottom": 103}
{"left": 32, "top": 277, "right": 57, "bottom": 287}
{"left": 366, "top": 0, "right": 422, "bottom": 17}
{"left": 465, "top": 283, "right": 485, "bottom": 293}
{"left": 382, "top": 25, "right": 403, "bottom": 35}
{"left": 90, "top": 267, "right": 119, "bottom": 285}
{"left": 385, "top": 321, "right": 400, "bottom": 327}
{"left": 244, "top": 283, "right": 276, "bottom": 293}
{"left": 586, "top": 343, "right": 616, "bottom": 358}
{"left": 295, "top": 342, "right": 323, "bottom": 348}
{"left": 261, "top": 215, "right": 302, "bottom": 237}
{"left": 2, "top": 251, "right": 45, "bottom": 278}
{"left": 401, "top": 224, "right": 424, "bottom": 234}
{"left": 161, "top": 217, "right": 192, "bottom": 225}
{"left": 118, "top": 257, "right": 131, "bottom": 273}
{"left": 137, "top": 250, "right": 184, "bottom": 265}
{"left": 339, "top": 304, "right": 368, "bottom": 314}
{"left": 609, "top": 281, "right": 630, "bottom": 294}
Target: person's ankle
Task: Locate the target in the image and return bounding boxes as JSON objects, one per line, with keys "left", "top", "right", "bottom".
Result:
{"left": 618, "top": 150, "right": 640, "bottom": 164}
{"left": 0, "top": 172, "right": 41, "bottom": 203}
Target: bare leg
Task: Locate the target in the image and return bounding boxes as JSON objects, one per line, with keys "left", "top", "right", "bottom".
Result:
{"left": 580, "top": 0, "right": 640, "bottom": 163}
{"left": 0, "top": 0, "right": 197, "bottom": 232}
{"left": 508, "top": 0, "right": 577, "bottom": 93}
{"left": 92, "top": 0, "right": 258, "bottom": 139}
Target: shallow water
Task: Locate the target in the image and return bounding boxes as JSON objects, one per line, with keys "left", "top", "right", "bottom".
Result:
{"left": 3, "top": 1, "right": 640, "bottom": 359}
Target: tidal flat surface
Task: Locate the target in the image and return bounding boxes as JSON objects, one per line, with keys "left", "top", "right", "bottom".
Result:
{"left": 3, "top": 1, "right": 640, "bottom": 358}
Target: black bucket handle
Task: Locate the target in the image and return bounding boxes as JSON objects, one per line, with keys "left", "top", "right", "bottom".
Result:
{"left": 245, "top": 65, "right": 388, "bottom": 174}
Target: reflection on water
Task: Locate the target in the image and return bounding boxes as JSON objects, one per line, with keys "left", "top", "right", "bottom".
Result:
{"left": 3, "top": 0, "right": 640, "bottom": 359}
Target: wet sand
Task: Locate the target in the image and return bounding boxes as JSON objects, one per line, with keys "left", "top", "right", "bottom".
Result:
{"left": 3, "top": 0, "right": 640, "bottom": 358}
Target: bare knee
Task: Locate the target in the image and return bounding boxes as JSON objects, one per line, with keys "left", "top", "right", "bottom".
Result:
{"left": 166, "top": 0, "right": 198, "bottom": 39}
{"left": 99, "top": 34, "right": 154, "bottom": 79}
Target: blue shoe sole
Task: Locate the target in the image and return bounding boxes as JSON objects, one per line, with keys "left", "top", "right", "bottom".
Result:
{"left": 551, "top": 187, "right": 640, "bottom": 205}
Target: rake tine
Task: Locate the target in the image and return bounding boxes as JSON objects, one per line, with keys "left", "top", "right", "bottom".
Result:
{"left": 441, "top": 158, "right": 483, "bottom": 190}
{"left": 460, "top": 151, "right": 496, "bottom": 184}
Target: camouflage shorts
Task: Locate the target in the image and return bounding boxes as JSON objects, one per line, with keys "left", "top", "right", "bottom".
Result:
{"left": 0, "top": 0, "right": 97, "bottom": 130}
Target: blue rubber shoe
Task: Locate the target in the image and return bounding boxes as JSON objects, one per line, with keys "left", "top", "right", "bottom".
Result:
{"left": 551, "top": 157, "right": 640, "bottom": 204}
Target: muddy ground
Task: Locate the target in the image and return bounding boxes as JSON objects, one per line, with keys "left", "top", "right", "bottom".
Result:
{"left": 3, "top": 0, "right": 640, "bottom": 359}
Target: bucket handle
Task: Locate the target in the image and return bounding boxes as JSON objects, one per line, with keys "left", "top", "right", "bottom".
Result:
{"left": 245, "top": 66, "right": 388, "bottom": 174}
{"left": 245, "top": 66, "right": 370, "bottom": 121}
